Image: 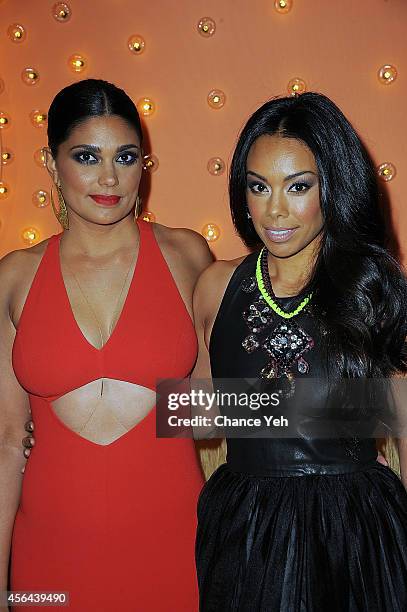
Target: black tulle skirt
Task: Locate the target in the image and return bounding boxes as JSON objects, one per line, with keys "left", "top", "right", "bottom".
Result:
{"left": 196, "top": 462, "right": 407, "bottom": 611}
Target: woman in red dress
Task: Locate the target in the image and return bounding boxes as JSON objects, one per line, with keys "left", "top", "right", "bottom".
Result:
{"left": 0, "top": 79, "right": 212, "bottom": 611}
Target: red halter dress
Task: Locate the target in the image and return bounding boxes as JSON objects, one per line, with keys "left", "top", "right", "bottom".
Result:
{"left": 10, "top": 220, "right": 203, "bottom": 611}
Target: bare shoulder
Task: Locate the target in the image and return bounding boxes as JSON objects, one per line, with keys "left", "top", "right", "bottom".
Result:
{"left": 194, "top": 256, "right": 246, "bottom": 323}
{"left": 0, "top": 238, "right": 49, "bottom": 281}
{"left": 152, "top": 222, "right": 213, "bottom": 270}
{"left": 0, "top": 237, "right": 51, "bottom": 317}
{"left": 197, "top": 256, "right": 246, "bottom": 290}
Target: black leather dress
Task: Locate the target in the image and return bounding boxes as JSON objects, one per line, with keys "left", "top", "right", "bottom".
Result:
{"left": 195, "top": 252, "right": 407, "bottom": 612}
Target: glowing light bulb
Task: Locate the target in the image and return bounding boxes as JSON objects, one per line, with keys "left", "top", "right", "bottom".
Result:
{"left": 68, "top": 54, "right": 86, "bottom": 73}
{"left": 378, "top": 65, "right": 397, "bottom": 85}
{"left": 30, "top": 110, "right": 47, "bottom": 128}
{"left": 197, "top": 17, "right": 216, "bottom": 37}
{"left": 142, "top": 154, "right": 159, "bottom": 172}
{"left": 128, "top": 35, "right": 145, "bottom": 55}
{"left": 21, "top": 67, "right": 40, "bottom": 85}
{"left": 142, "top": 211, "right": 155, "bottom": 223}
{"left": 377, "top": 162, "right": 396, "bottom": 182}
{"left": 137, "top": 97, "right": 155, "bottom": 117}
{"left": 52, "top": 2, "right": 71, "bottom": 22}
{"left": 207, "top": 157, "right": 225, "bottom": 176}
{"left": 287, "top": 78, "right": 306, "bottom": 96}
{"left": 0, "top": 181, "right": 9, "bottom": 199}
{"left": 22, "top": 227, "right": 40, "bottom": 245}
{"left": 1, "top": 149, "right": 14, "bottom": 165}
{"left": 33, "top": 190, "right": 50, "bottom": 208}
{"left": 7, "top": 24, "right": 26, "bottom": 43}
{"left": 0, "top": 112, "right": 10, "bottom": 129}
{"left": 202, "top": 223, "right": 220, "bottom": 242}
{"left": 207, "top": 89, "right": 226, "bottom": 109}
{"left": 274, "top": 0, "right": 293, "bottom": 13}
{"left": 34, "top": 148, "right": 47, "bottom": 167}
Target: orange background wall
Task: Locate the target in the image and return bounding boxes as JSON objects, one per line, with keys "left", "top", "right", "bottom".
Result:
{"left": 0, "top": 0, "right": 405, "bottom": 260}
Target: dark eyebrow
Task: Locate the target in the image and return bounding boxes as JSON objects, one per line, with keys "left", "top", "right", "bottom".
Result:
{"left": 116, "top": 144, "right": 140, "bottom": 152}
{"left": 246, "top": 171, "right": 267, "bottom": 182}
{"left": 69, "top": 144, "right": 101, "bottom": 152}
{"left": 247, "top": 170, "right": 317, "bottom": 182}
{"left": 69, "top": 143, "right": 140, "bottom": 152}
{"left": 283, "top": 170, "right": 317, "bottom": 181}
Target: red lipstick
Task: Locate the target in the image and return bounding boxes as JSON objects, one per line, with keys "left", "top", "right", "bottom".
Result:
{"left": 89, "top": 194, "right": 121, "bottom": 206}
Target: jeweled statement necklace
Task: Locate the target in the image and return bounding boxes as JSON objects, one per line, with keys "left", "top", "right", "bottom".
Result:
{"left": 241, "top": 247, "right": 315, "bottom": 396}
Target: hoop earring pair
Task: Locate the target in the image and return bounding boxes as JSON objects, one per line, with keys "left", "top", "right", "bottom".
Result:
{"left": 50, "top": 184, "right": 69, "bottom": 230}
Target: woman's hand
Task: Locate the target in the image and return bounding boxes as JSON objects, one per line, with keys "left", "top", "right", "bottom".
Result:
{"left": 21, "top": 419, "right": 35, "bottom": 474}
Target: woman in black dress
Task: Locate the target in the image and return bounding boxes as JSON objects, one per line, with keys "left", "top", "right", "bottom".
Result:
{"left": 193, "top": 92, "right": 407, "bottom": 611}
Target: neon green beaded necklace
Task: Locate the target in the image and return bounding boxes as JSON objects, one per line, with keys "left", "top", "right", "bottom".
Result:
{"left": 255, "top": 247, "right": 313, "bottom": 318}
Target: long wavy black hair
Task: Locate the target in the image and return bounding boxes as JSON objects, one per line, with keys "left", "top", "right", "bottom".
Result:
{"left": 229, "top": 92, "right": 407, "bottom": 403}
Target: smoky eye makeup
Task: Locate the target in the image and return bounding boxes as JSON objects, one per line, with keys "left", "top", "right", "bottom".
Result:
{"left": 246, "top": 170, "right": 318, "bottom": 196}
{"left": 71, "top": 150, "right": 98, "bottom": 165}
{"left": 115, "top": 151, "right": 139, "bottom": 165}
{"left": 288, "top": 180, "right": 313, "bottom": 192}
{"left": 70, "top": 149, "right": 139, "bottom": 166}
{"left": 247, "top": 180, "right": 269, "bottom": 194}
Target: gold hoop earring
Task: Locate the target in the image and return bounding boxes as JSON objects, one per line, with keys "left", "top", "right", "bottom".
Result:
{"left": 51, "top": 184, "right": 69, "bottom": 230}
{"left": 134, "top": 195, "right": 142, "bottom": 219}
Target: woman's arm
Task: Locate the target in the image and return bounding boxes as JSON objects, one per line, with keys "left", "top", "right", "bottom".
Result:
{"left": 0, "top": 252, "right": 31, "bottom": 595}
{"left": 189, "top": 265, "right": 220, "bottom": 440}
{"left": 192, "top": 260, "right": 242, "bottom": 478}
